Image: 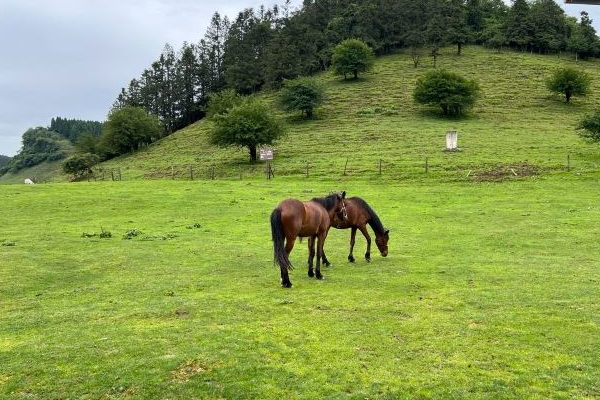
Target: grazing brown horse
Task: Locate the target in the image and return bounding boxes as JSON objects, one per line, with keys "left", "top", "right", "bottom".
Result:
{"left": 322, "top": 196, "right": 389, "bottom": 264}
{"left": 270, "top": 191, "right": 347, "bottom": 288}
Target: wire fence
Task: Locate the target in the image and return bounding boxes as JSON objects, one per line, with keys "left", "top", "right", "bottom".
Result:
{"left": 89, "top": 153, "right": 600, "bottom": 183}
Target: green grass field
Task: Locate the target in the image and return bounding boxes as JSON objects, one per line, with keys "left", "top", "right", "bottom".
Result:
{"left": 1, "top": 46, "right": 600, "bottom": 398}
{"left": 1, "top": 175, "right": 599, "bottom": 399}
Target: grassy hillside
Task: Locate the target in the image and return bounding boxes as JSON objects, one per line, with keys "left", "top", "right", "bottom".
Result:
{"left": 94, "top": 46, "right": 600, "bottom": 182}
{"left": 0, "top": 160, "right": 65, "bottom": 185}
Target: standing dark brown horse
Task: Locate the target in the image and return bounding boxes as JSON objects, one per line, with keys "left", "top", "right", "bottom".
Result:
{"left": 270, "top": 191, "right": 347, "bottom": 288}
{"left": 322, "top": 196, "right": 389, "bottom": 264}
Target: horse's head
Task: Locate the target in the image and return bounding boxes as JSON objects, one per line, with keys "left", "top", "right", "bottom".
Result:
{"left": 334, "top": 191, "right": 348, "bottom": 222}
{"left": 375, "top": 229, "right": 389, "bottom": 257}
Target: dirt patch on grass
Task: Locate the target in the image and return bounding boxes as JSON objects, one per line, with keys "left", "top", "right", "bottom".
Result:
{"left": 172, "top": 359, "right": 211, "bottom": 382}
{"left": 469, "top": 163, "right": 540, "bottom": 181}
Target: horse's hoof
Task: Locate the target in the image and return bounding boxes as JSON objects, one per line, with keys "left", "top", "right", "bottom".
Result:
{"left": 323, "top": 261, "right": 331, "bottom": 267}
{"left": 348, "top": 256, "right": 355, "bottom": 263}
{"left": 281, "top": 281, "right": 292, "bottom": 288}
{"left": 308, "top": 270, "right": 314, "bottom": 278}
{"left": 316, "top": 274, "right": 324, "bottom": 280}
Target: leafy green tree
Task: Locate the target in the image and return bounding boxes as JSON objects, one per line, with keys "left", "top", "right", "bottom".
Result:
{"left": 75, "top": 133, "right": 99, "bottom": 155}
{"left": 62, "top": 153, "right": 100, "bottom": 180}
{"left": 331, "top": 39, "right": 374, "bottom": 80}
{"left": 209, "top": 97, "right": 284, "bottom": 162}
{"left": 277, "top": 77, "right": 325, "bottom": 118}
{"left": 546, "top": 67, "right": 590, "bottom": 103}
{"left": 99, "top": 107, "right": 164, "bottom": 158}
{"left": 413, "top": 69, "right": 480, "bottom": 116}
{"left": 577, "top": 110, "right": 600, "bottom": 143}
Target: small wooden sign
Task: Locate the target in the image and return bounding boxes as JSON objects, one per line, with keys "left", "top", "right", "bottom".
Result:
{"left": 259, "top": 147, "right": 274, "bottom": 160}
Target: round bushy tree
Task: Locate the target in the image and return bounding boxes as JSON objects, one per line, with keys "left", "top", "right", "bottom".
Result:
{"left": 99, "top": 107, "right": 163, "bottom": 158}
{"left": 277, "top": 77, "right": 325, "bottom": 118}
{"left": 413, "top": 69, "right": 480, "bottom": 116}
{"left": 546, "top": 68, "right": 591, "bottom": 103}
{"left": 62, "top": 153, "right": 100, "bottom": 179}
{"left": 210, "top": 97, "right": 285, "bottom": 162}
{"left": 331, "top": 39, "right": 374, "bottom": 80}
{"left": 577, "top": 110, "right": 600, "bottom": 142}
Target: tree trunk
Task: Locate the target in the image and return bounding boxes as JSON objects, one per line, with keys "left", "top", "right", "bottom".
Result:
{"left": 249, "top": 145, "right": 257, "bottom": 163}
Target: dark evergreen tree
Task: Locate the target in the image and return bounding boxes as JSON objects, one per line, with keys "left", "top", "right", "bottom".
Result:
{"left": 505, "top": 0, "right": 533, "bottom": 50}
{"left": 198, "top": 12, "right": 230, "bottom": 95}
{"left": 223, "top": 8, "right": 273, "bottom": 94}
{"left": 529, "top": 0, "right": 568, "bottom": 53}
{"left": 446, "top": 0, "right": 470, "bottom": 55}
{"left": 174, "top": 42, "right": 202, "bottom": 128}
{"left": 425, "top": 0, "right": 448, "bottom": 67}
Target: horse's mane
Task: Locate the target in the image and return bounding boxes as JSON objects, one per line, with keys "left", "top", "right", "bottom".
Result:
{"left": 353, "top": 197, "right": 386, "bottom": 234}
{"left": 310, "top": 192, "right": 341, "bottom": 211}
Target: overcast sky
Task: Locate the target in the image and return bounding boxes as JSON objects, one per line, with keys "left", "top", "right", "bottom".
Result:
{"left": 1, "top": 0, "right": 598, "bottom": 157}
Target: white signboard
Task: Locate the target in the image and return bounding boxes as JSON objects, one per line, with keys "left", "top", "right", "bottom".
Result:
{"left": 259, "top": 147, "right": 274, "bottom": 160}
{"left": 445, "top": 131, "right": 458, "bottom": 150}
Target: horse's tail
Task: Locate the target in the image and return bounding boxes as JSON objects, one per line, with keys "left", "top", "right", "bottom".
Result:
{"left": 270, "top": 208, "right": 293, "bottom": 270}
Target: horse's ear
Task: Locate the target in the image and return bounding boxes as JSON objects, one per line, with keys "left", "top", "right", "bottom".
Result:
{"left": 342, "top": 190, "right": 346, "bottom": 198}
{"left": 385, "top": 229, "right": 390, "bottom": 237}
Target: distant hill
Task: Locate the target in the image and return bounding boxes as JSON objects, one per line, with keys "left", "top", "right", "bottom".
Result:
{"left": 0, "top": 155, "right": 11, "bottom": 168}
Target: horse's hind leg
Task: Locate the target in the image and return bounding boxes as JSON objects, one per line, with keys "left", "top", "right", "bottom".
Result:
{"left": 281, "top": 237, "right": 295, "bottom": 288}
{"left": 307, "top": 236, "right": 315, "bottom": 278}
{"left": 321, "top": 251, "right": 331, "bottom": 267}
{"left": 280, "top": 266, "right": 292, "bottom": 288}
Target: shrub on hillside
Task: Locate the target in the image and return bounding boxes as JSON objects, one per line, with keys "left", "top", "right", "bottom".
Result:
{"left": 62, "top": 153, "right": 100, "bottom": 180}
{"left": 413, "top": 69, "right": 480, "bottom": 116}
{"left": 546, "top": 67, "right": 591, "bottom": 103}
{"left": 277, "top": 77, "right": 325, "bottom": 118}
{"left": 577, "top": 110, "right": 600, "bottom": 143}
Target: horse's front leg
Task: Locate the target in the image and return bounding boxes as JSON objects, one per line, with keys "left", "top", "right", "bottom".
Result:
{"left": 321, "top": 227, "right": 332, "bottom": 266}
{"left": 315, "top": 234, "right": 325, "bottom": 280}
{"left": 358, "top": 225, "right": 372, "bottom": 262}
{"left": 348, "top": 227, "right": 358, "bottom": 262}
{"left": 307, "top": 236, "right": 315, "bottom": 278}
